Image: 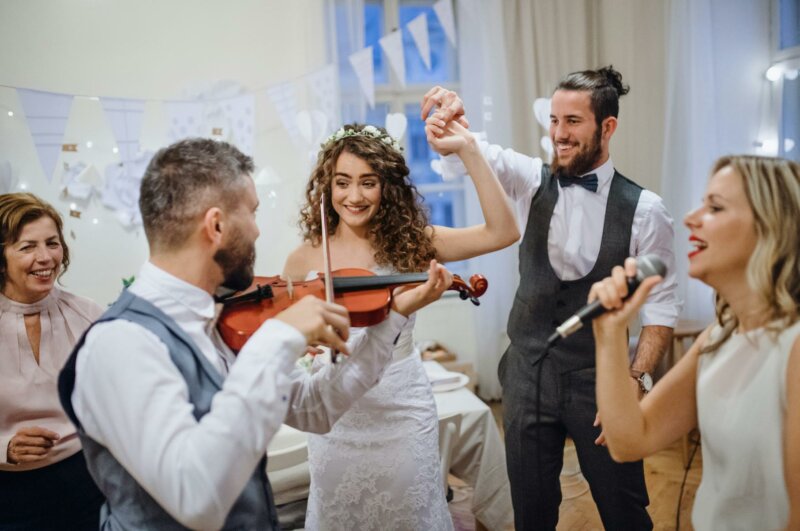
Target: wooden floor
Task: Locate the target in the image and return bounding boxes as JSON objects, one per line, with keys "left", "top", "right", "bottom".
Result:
{"left": 468, "top": 401, "right": 703, "bottom": 531}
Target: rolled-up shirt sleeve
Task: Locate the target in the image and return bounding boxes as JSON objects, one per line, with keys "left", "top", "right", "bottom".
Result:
{"left": 632, "top": 191, "right": 682, "bottom": 328}
{"left": 439, "top": 137, "right": 542, "bottom": 204}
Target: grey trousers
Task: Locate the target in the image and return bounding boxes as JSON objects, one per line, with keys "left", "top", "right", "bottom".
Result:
{"left": 499, "top": 345, "right": 652, "bottom": 531}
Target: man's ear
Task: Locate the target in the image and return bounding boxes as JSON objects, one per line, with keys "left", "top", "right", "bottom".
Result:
{"left": 203, "top": 207, "right": 224, "bottom": 245}
{"left": 602, "top": 116, "right": 618, "bottom": 141}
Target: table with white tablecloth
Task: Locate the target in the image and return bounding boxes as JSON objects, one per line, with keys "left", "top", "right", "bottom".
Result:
{"left": 267, "top": 361, "right": 514, "bottom": 530}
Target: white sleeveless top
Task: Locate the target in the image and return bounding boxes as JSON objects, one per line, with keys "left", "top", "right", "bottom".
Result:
{"left": 693, "top": 319, "right": 800, "bottom": 530}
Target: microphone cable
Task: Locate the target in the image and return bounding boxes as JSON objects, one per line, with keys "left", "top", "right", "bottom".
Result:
{"left": 534, "top": 343, "right": 551, "bottom": 522}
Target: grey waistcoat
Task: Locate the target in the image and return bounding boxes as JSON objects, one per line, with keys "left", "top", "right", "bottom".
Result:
{"left": 59, "top": 290, "right": 279, "bottom": 530}
{"left": 506, "top": 164, "right": 642, "bottom": 372}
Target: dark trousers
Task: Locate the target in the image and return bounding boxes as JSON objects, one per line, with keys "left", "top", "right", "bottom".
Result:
{"left": 499, "top": 345, "right": 652, "bottom": 531}
{"left": 0, "top": 451, "right": 104, "bottom": 531}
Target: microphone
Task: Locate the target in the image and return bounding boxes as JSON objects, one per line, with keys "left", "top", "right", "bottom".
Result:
{"left": 546, "top": 254, "right": 667, "bottom": 346}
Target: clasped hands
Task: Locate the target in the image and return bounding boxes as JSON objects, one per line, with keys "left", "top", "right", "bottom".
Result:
{"left": 420, "top": 86, "right": 474, "bottom": 156}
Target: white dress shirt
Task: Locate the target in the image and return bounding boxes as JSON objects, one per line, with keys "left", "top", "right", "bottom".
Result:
{"left": 441, "top": 142, "right": 680, "bottom": 327}
{"left": 72, "top": 262, "right": 407, "bottom": 530}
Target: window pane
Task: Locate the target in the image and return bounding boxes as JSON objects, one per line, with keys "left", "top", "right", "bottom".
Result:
{"left": 366, "top": 102, "right": 391, "bottom": 126}
{"left": 365, "top": 2, "right": 388, "bottom": 84}
{"left": 780, "top": 0, "right": 800, "bottom": 49}
{"left": 403, "top": 103, "right": 462, "bottom": 186}
{"left": 422, "top": 189, "right": 462, "bottom": 228}
{"left": 400, "top": 2, "right": 457, "bottom": 83}
{"left": 782, "top": 75, "right": 799, "bottom": 162}
{"left": 403, "top": 104, "right": 464, "bottom": 231}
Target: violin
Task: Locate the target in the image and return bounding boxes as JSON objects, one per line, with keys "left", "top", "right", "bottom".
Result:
{"left": 217, "top": 268, "right": 488, "bottom": 353}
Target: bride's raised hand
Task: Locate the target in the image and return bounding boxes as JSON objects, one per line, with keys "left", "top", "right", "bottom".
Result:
{"left": 425, "top": 116, "right": 475, "bottom": 157}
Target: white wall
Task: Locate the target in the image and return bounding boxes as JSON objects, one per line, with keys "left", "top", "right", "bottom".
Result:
{"left": 0, "top": 0, "right": 328, "bottom": 305}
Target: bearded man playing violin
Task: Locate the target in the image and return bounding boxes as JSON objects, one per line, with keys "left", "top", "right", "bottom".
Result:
{"left": 57, "top": 138, "right": 453, "bottom": 531}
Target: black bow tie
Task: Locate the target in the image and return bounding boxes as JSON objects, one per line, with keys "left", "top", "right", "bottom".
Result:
{"left": 557, "top": 173, "right": 598, "bottom": 193}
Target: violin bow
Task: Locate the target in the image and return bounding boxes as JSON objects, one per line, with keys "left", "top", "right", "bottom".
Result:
{"left": 320, "top": 193, "right": 340, "bottom": 363}
{"left": 320, "top": 192, "right": 334, "bottom": 304}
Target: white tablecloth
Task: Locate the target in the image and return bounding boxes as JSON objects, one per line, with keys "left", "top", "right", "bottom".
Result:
{"left": 267, "top": 361, "right": 514, "bottom": 530}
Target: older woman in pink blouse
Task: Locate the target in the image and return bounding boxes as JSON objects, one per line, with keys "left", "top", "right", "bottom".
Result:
{"left": 0, "top": 193, "right": 104, "bottom": 530}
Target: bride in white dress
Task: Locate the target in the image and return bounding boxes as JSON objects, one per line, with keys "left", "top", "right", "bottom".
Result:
{"left": 283, "top": 121, "right": 518, "bottom": 530}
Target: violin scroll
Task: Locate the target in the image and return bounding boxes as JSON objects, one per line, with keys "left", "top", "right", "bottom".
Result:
{"left": 451, "top": 274, "right": 488, "bottom": 306}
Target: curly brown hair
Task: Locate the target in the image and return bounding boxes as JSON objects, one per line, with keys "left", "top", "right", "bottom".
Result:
{"left": 299, "top": 123, "right": 437, "bottom": 273}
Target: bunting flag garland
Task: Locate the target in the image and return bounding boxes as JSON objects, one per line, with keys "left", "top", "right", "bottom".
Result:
{"left": 433, "top": 0, "right": 457, "bottom": 47}
{"left": 16, "top": 88, "right": 74, "bottom": 182}
{"left": 5, "top": 0, "right": 457, "bottom": 206}
{"left": 102, "top": 150, "right": 153, "bottom": 227}
{"left": 61, "top": 162, "right": 103, "bottom": 200}
{"left": 215, "top": 93, "right": 256, "bottom": 156}
{"left": 306, "top": 64, "right": 340, "bottom": 133}
{"left": 266, "top": 81, "right": 302, "bottom": 145}
{"left": 100, "top": 97, "right": 146, "bottom": 163}
{"left": 407, "top": 13, "right": 432, "bottom": 70}
{"left": 379, "top": 30, "right": 406, "bottom": 87}
{"left": 348, "top": 46, "right": 376, "bottom": 108}
{"left": 163, "top": 100, "right": 205, "bottom": 142}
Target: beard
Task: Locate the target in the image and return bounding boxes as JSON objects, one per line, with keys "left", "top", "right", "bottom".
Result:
{"left": 214, "top": 226, "right": 256, "bottom": 292}
{"left": 551, "top": 124, "right": 603, "bottom": 177}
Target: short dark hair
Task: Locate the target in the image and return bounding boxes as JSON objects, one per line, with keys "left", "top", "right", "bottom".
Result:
{"left": 0, "top": 193, "right": 70, "bottom": 290}
{"left": 139, "top": 138, "right": 254, "bottom": 251}
{"left": 555, "top": 65, "right": 630, "bottom": 126}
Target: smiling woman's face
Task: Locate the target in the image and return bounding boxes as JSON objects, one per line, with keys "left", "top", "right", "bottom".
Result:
{"left": 2, "top": 216, "right": 64, "bottom": 304}
{"left": 683, "top": 165, "right": 757, "bottom": 288}
{"left": 331, "top": 150, "right": 383, "bottom": 230}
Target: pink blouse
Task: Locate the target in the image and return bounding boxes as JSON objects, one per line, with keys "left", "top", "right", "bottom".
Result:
{"left": 0, "top": 286, "right": 103, "bottom": 472}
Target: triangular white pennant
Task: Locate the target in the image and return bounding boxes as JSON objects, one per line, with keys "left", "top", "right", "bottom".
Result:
{"left": 100, "top": 97, "right": 146, "bottom": 163}
{"left": 266, "top": 81, "right": 302, "bottom": 145}
{"left": 163, "top": 100, "right": 205, "bottom": 143}
{"left": 218, "top": 93, "right": 255, "bottom": 156}
{"left": 407, "top": 12, "right": 431, "bottom": 70}
{"left": 16, "top": 88, "right": 74, "bottom": 183}
{"left": 306, "top": 64, "right": 340, "bottom": 130}
{"left": 348, "top": 46, "right": 376, "bottom": 108}
{"left": 379, "top": 30, "right": 406, "bottom": 87}
{"left": 433, "top": 0, "right": 457, "bottom": 47}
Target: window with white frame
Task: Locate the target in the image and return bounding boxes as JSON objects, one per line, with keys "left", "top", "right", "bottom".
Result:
{"left": 774, "top": 0, "right": 800, "bottom": 161}
{"left": 337, "top": 0, "right": 465, "bottom": 235}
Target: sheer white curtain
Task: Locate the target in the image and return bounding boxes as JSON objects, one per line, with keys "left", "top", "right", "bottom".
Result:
{"left": 454, "top": 0, "right": 517, "bottom": 399}
{"left": 660, "top": 0, "right": 772, "bottom": 322}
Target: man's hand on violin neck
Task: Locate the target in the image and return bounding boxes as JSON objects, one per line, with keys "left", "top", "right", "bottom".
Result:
{"left": 275, "top": 295, "right": 351, "bottom": 355}
{"left": 391, "top": 260, "right": 453, "bottom": 317}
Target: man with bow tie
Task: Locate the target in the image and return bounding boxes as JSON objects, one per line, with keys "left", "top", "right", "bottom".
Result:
{"left": 422, "top": 66, "right": 679, "bottom": 530}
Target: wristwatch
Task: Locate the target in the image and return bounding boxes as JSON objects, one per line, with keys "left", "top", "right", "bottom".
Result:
{"left": 629, "top": 369, "right": 653, "bottom": 394}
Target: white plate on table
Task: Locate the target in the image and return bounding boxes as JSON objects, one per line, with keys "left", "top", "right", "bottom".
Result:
{"left": 432, "top": 372, "right": 470, "bottom": 393}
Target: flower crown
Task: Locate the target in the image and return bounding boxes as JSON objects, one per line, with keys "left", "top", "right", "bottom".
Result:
{"left": 322, "top": 125, "right": 404, "bottom": 154}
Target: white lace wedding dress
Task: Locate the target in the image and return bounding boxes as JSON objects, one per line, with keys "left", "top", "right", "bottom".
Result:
{"left": 304, "top": 312, "right": 454, "bottom": 530}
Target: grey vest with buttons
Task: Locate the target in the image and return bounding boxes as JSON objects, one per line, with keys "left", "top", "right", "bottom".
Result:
{"left": 506, "top": 164, "right": 642, "bottom": 371}
{"left": 59, "top": 289, "right": 279, "bottom": 530}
